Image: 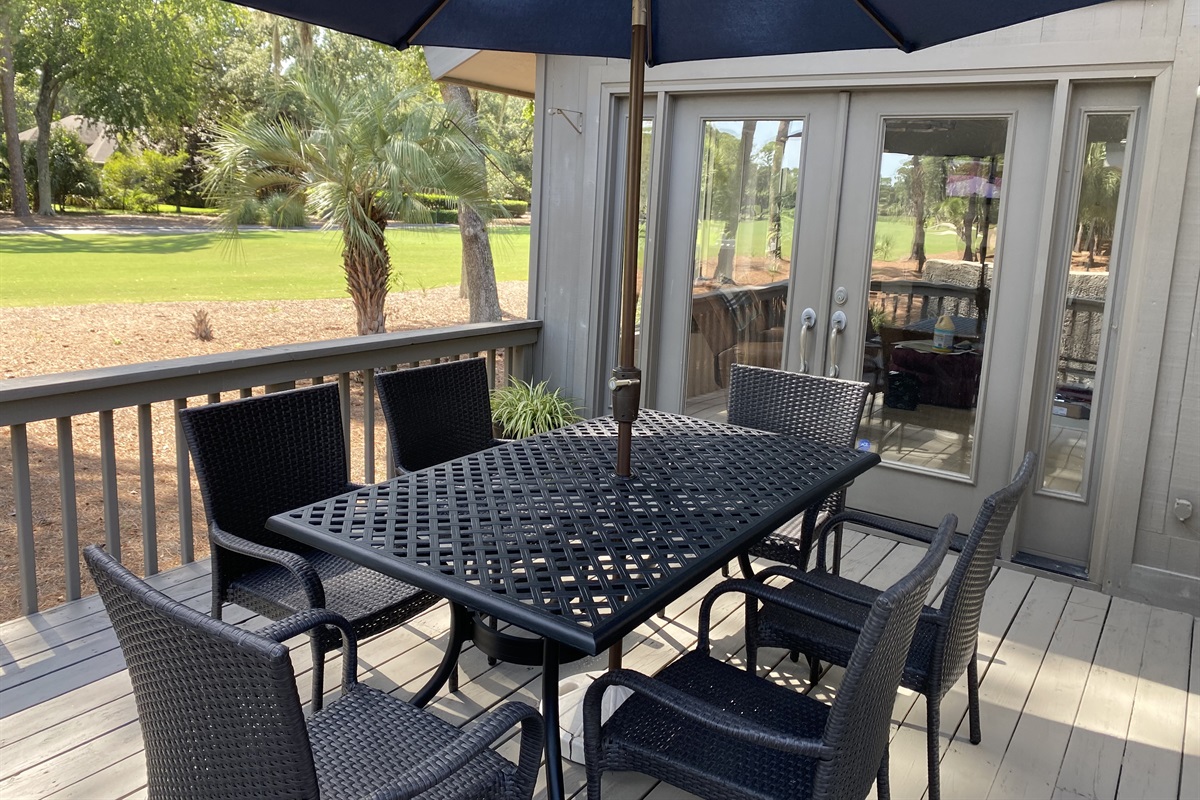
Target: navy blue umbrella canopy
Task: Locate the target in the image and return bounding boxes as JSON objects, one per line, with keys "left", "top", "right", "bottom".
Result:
{"left": 233, "top": 0, "right": 1111, "bottom": 477}
{"left": 235, "top": 1, "right": 1108, "bottom": 63}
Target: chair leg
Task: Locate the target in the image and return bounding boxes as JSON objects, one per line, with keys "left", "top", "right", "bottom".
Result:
{"left": 832, "top": 524, "right": 844, "bottom": 575}
{"left": 738, "top": 552, "right": 754, "bottom": 579}
{"left": 877, "top": 745, "right": 891, "bottom": 800}
{"left": 967, "top": 653, "right": 982, "bottom": 744}
{"left": 309, "top": 635, "right": 325, "bottom": 712}
{"left": 926, "top": 695, "right": 942, "bottom": 800}
{"left": 808, "top": 657, "right": 820, "bottom": 683}
{"left": 720, "top": 561, "right": 730, "bottom": 577}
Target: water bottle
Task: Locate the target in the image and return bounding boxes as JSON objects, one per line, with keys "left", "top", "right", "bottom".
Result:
{"left": 932, "top": 314, "right": 955, "bottom": 352}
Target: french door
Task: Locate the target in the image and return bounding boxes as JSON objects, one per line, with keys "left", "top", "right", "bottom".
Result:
{"left": 645, "top": 86, "right": 1059, "bottom": 551}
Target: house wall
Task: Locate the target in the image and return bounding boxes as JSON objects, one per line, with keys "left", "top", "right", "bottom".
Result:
{"left": 527, "top": 0, "right": 1200, "bottom": 611}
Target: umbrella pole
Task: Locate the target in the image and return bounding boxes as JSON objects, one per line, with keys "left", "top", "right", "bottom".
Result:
{"left": 611, "top": 0, "right": 648, "bottom": 478}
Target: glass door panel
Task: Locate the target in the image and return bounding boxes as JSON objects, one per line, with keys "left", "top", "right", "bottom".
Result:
{"left": 685, "top": 119, "right": 803, "bottom": 418}
{"left": 1040, "top": 113, "right": 1131, "bottom": 496}
{"left": 860, "top": 117, "right": 1009, "bottom": 477}
{"left": 831, "top": 87, "right": 1053, "bottom": 532}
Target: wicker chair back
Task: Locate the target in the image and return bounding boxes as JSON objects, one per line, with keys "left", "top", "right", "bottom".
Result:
{"left": 376, "top": 358, "right": 499, "bottom": 473}
{"left": 816, "top": 515, "right": 954, "bottom": 800}
{"left": 728, "top": 364, "right": 869, "bottom": 568}
{"left": 84, "top": 546, "right": 319, "bottom": 799}
{"left": 179, "top": 383, "right": 350, "bottom": 557}
{"left": 934, "top": 451, "right": 1037, "bottom": 697}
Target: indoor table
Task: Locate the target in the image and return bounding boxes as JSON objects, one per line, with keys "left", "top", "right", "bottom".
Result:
{"left": 267, "top": 409, "right": 879, "bottom": 798}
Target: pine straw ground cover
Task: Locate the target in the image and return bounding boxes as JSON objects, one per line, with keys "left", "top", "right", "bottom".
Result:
{"left": 0, "top": 225, "right": 530, "bottom": 619}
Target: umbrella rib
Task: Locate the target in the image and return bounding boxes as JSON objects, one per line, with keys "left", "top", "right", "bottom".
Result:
{"left": 396, "top": 0, "right": 455, "bottom": 50}
{"left": 854, "top": 0, "right": 914, "bottom": 52}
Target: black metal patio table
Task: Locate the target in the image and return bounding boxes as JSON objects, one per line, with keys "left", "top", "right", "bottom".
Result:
{"left": 266, "top": 408, "right": 879, "bottom": 799}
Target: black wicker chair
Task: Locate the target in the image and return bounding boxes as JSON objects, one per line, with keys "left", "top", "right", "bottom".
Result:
{"left": 728, "top": 364, "right": 869, "bottom": 574}
{"left": 745, "top": 452, "right": 1038, "bottom": 800}
{"left": 583, "top": 516, "right": 954, "bottom": 800}
{"left": 376, "top": 358, "right": 502, "bottom": 474}
{"left": 84, "top": 545, "right": 543, "bottom": 800}
{"left": 178, "top": 383, "right": 441, "bottom": 710}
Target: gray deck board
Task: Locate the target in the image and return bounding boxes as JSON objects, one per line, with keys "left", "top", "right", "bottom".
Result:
{"left": 0, "top": 532, "right": 1194, "bottom": 800}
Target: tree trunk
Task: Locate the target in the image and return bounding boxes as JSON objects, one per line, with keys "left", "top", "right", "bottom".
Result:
{"left": 342, "top": 206, "right": 391, "bottom": 335}
{"left": 766, "top": 120, "right": 788, "bottom": 261}
{"left": 716, "top": 120, "right": 757, "bottom": 282}
{"left": 908, "top": 155, "right": 927, "bottom": 273}
{"left": 34, "top": 66, "right": 58, "bottom": 216}
{"left": 0, "top": 11, "right": 29, "bottom": 218}
{"left": 439, "top": 83, "right": 502, "bottom": 322}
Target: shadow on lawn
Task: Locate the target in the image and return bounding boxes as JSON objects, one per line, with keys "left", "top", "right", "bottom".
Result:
{"left": 2, "top": 233, "right": 220, "bottom": 255}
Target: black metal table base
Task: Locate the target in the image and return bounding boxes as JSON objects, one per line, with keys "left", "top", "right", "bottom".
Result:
{"left": 411, "top": 603, "right": 586, "bottom": 800}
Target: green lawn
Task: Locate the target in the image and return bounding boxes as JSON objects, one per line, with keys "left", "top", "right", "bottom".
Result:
{"left": 873, "top": 216, "right": 964, "bottom": 260}
{"left": 0, "top": 227, "right": 531, "bottom": 307}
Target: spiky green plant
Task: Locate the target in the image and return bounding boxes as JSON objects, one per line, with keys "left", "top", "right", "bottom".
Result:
{"left": 490, "top": 378, "right": 582, "bottom": 439}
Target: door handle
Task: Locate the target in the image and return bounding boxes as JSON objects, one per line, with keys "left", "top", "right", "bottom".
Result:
{"left": 827, "top": 311, "right": 847, "bottom": 378}
{"left": 798, "top": 308, "right": 817, "bottom": 374}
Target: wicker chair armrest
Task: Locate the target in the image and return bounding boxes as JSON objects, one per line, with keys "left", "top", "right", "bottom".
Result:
{"left": 818, "top": 509, "right": 938, "bottom": 543}
{"left": 814, "top": 509, "right": 938, "bottom": 572}
{"left": 752, "top": 564, "right": 812, "bottom": 585}
{"left": 209, "top": 524, "right": 326, "bottom": 608}
{"left": 584, "top": 669, "right": 829, "bottom": 759}
{"left": 762, "top": 569, "right": 878, "bottom": 610}
{"left": 363, "top": 701, "right": 544, "bottom": 800}
{"left": 258, "top": 609, "right": 359, "bottom": 692}
{"left": 698, "top": 579, "right": 864, "bottom": 653}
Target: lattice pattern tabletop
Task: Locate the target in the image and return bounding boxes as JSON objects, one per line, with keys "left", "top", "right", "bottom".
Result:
{"left": 268, "top": 410, "right": 878, "bottom": 654}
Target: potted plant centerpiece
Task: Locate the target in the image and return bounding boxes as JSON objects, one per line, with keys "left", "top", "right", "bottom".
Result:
{"left": 490, "top": 378, "right": 582, "bottom": 439}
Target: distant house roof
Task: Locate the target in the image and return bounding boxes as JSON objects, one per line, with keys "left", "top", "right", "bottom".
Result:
{"left": 17, "top": 115, "right": 119, "bottom": 164}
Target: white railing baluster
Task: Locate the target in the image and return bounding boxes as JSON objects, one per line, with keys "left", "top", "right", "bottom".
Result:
{"left": 137, "top": 404, "right": 158, "bottom": 575}
{"left": 98, "top": 409, "right": 120, "bottom": 562}
{"left": 56, "top": 417, "right": 81, "bottom": 601}
{"left": 174, "top": 398, "right": 193, "bottom": 564}
{"left": 363, "top": 369, "right": 376, "bottom": 484}
{"left": 11, "top": 424, "right": 37, "bottom": 614}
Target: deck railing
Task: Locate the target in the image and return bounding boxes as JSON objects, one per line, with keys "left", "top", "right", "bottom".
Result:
{"left": 0, "top": 320, "right": 541, "bottom": 616}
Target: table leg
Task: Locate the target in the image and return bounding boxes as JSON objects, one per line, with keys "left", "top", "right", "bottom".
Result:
{"left": 542, "top": 639, "right": 565, "bottom": 800}
{"left": 411, "top": 602, "right": 469, "bottom": 708}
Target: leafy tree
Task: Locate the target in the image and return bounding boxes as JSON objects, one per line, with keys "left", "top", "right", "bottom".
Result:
{"left": 14, "top": 0, "right": 235, "bottom": 215}
{"left": 203, "top": 68, "right": 491, "bottom": 335}
{"left": 0, "top": 0, "right": 29, "bottom": 216}
{"left": 22, "top": 126, "right": 98, "bottom": 210}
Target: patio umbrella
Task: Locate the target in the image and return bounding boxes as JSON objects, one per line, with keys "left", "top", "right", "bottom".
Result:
{"left": 225, "top": 0, "right": 1112, "bottom": 477}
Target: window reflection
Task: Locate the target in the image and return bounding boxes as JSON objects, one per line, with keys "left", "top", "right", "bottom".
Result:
{"left": 685, "top": 119, "right": 802, "bottom": 418}
{"left": 1042, "top": 114, "right": 1131, "bottom": 495}
{"left": 859, "top": 118, "right": 1008, "bottom": 477}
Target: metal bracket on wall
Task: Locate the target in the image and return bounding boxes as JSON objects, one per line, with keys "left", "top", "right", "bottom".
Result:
{"left": 547, "top": 108, "right": 584, "bottom": 135}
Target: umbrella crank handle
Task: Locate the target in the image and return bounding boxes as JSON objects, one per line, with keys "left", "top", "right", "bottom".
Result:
{"left": 609, "top": 377, "right": 641, "bottom": 390}
{"left": 798, "top": 308, "right": 817, "bottom": 374}
{"left": 827, "top": 311, "right": 847, "bottom": 379}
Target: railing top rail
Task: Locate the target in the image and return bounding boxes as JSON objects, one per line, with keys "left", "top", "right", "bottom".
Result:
{"left": 0, "top": 320, "right": 541, "bottom": 426}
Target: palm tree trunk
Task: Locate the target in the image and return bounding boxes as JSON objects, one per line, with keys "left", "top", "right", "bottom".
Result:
{"left": 343, "top": 209, "right": 391, "bottom": 335}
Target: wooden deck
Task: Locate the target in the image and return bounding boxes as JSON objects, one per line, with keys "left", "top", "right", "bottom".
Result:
{"left": 1, "top": 530, "right": 1196, "bottom": 800}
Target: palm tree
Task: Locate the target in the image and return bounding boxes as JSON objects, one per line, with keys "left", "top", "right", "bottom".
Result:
{"left": 203, "top": 68, "right": 490, "bottom": 335}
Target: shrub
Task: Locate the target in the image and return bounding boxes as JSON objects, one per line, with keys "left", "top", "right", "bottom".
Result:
{"left": 23, "top": 128, "right": 101, "bottom": 211}
{"left": 234, "top": 198, "right": 262, "bottom": 225}
{"left": 261, "top": 192, "right": 307, "bottom": 228}
{"left": 101, "top": 148, "right": 187, "bottom": 210}
{"left": 490, "top": 378, "right": 582, "bottom": 439}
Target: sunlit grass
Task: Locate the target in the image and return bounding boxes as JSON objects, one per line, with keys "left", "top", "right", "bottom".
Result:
{"left": 0, "top": 227, "right": 531, "bottom": 306}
